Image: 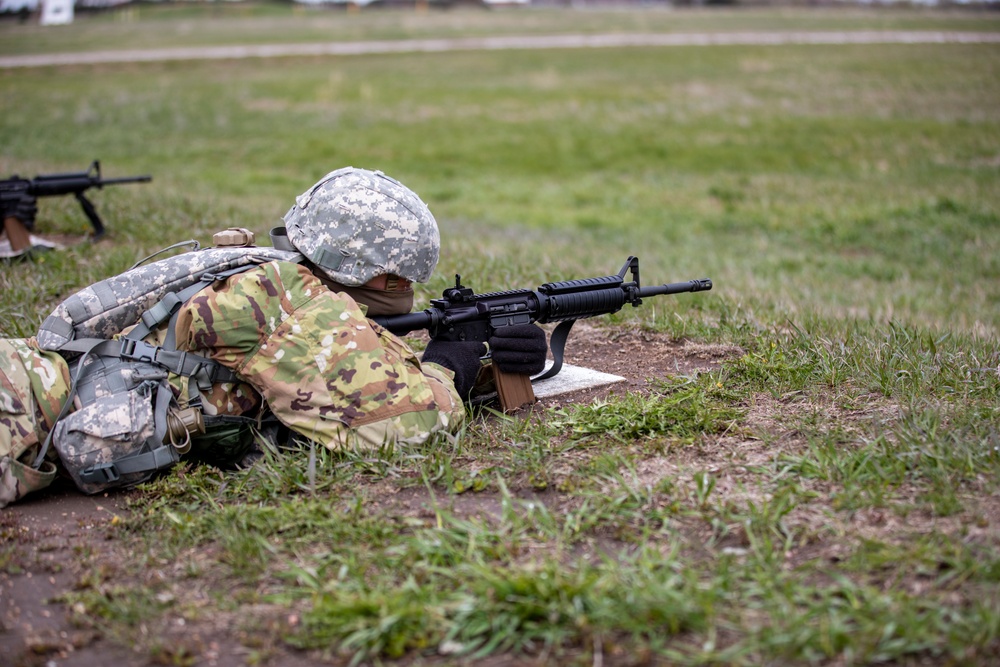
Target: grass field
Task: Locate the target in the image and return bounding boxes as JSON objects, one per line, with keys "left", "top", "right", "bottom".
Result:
{"left": 1, "top": 5, "right": 999, "bottom": 666}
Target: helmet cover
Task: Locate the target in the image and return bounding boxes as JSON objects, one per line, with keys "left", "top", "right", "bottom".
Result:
{"left": 282, "top": 167, "right": 440, "bottom": 286}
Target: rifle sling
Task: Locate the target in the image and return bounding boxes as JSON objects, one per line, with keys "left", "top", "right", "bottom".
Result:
{"left": 533, "top": 319, "right": 575, "bottom": 382}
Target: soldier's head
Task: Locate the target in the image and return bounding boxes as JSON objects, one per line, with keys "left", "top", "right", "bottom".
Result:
{"left": 279, "top": 167, "right": 440, "bottom": 316}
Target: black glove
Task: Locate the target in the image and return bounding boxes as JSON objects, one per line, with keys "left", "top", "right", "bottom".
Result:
{"left": 5, "top": 194, "right": 37, "bottom": 230}
{"left": 422, "top": 340, "right": 486, "bottom": 399}
{"left": 489, "top": 324, "right": 548, "bottom": 376}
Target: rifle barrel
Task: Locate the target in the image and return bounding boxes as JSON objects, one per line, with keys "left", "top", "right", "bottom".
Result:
{"left": 100, "top": 175, "right": 152, "bottom": 186}
{"left": 373, "top": 310, "right": 434, "bottom": 336}
{"left": 639, "top": 279, "right": 713, "bottom": 298}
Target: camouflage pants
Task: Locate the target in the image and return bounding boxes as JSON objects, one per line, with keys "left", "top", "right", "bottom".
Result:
{"left": 0, "top": 339, "right": 71, "bottom": 508}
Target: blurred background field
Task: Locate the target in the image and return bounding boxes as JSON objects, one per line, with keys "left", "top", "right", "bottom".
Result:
{"left": 2, "top": 3, "right": 1000, "bottom": 54}
{"left": 1, "top": 4, "right": 998, "bottom": 339}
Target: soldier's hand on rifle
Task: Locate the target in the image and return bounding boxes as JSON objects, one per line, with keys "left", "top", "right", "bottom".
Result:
{"left": 490, "top": 324, "right": 548, "bottom": 376}
{"left": 421, "top": 340, "right": 487, "bottom": 400}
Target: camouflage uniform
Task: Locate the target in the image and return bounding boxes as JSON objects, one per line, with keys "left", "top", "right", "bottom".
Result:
{"left": 0, "top": 339, "right": 71, "bottom": 507}
{"left": 174, "top": 259, "right": 465, "bottom": 450}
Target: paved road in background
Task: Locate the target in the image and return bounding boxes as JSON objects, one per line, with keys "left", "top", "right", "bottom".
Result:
{"left": 2, "top": 31, "right": 999, "bottom": 68}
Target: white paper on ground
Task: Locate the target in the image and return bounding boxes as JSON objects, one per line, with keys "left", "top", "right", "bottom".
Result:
{"left": 531, "top": 361, "right": 625, "bottom": 399}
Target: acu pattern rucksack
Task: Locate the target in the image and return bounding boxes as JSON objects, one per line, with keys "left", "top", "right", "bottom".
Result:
{"left": 33, "top": 230, "right": 303, "bottom": 494}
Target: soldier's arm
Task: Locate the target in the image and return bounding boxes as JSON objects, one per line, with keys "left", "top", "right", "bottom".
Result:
{"left": 174, "top": 260, "right": 465, "bottom": 450}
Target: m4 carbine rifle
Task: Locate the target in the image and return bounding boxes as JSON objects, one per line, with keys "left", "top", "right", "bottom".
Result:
{"left": 1, "top": 160, "right": 152, "bottom": 241}
{"left": 373, "top": 256, "right": 712, "bottom": 381}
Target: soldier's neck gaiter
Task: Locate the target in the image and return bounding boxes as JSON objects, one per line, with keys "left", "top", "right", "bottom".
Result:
{"left": 334, "top": 283, "right": 415, "bottom": 317}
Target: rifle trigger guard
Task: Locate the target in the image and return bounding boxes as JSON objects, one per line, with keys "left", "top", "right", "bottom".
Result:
{"left": 533, "top": 319, "right": 575, "bottom": 382}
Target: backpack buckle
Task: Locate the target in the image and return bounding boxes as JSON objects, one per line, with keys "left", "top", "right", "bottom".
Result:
{"left": 120, "top": 338, "right": 160, "bottom": 364}
{"left": 79, "top": 462, "right": 121, "bottom": 484}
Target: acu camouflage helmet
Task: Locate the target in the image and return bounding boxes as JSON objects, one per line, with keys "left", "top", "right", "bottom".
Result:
{"left": 282, "top": 167, "right": 440, "bottom": 286}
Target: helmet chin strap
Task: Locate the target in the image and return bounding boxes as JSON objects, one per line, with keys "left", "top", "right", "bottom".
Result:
{"left": 364, "top": 274, "right": 412, "bottom": 292}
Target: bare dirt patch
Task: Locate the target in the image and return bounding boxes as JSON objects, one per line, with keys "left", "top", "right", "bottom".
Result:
{"left": 1, "top": 487, "right": 134, "bottom": 666}
{"left": 537, "top": 321, "right": 741, "bottom": 409}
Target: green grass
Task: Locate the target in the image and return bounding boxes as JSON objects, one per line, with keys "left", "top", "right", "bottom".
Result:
{"left": 2, "top": 6, "right": 1000, "bottom": 666}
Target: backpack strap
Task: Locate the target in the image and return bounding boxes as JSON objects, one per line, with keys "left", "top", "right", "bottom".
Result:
{"left": 78, "top": 444, "right": 180, "bottom": 486}
{"left": 111, "top": 263, "right": 258, "bottom": 391}
{"left": 118, "top": 338, "right": 239, "bottom": 389}
{"left": 58, "top": 337, "right": 239, "bottom": 387}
